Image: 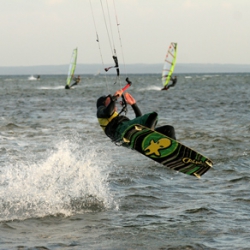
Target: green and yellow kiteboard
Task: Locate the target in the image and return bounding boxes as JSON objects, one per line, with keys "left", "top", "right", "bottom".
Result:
{"left": 122, "top": 124, "right": 213, "bottom": 178}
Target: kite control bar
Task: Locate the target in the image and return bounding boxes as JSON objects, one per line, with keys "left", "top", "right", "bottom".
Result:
{"left": 109, "top": 78, "right": 132, "bottom": 115}
{"left": 112, "top": 77, "right": 132, "bottom": 101}
{"left": 122, "top": 77, "right": 132, "bottom": 91}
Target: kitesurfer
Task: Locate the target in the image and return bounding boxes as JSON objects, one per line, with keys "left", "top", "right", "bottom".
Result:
{"left": 96, "top": 89, "right": 176, "bottom": 142}
{"left": 161, "top": 76, "right": 177, "bottom": 90}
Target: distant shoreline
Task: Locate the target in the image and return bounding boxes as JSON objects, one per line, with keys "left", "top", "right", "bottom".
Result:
{"left": 0, "top": 63, "right": 249, "bottom": 75}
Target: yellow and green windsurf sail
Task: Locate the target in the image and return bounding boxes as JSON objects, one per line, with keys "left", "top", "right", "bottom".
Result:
{"left": 162, "top": 43, "right": 177, "bottom": 87}
{"left": 66, "top": 48, "right": 78, "bottom": 87}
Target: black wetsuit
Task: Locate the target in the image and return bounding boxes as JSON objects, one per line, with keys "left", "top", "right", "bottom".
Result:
{"left": 169, "top": 77, "right": 177, "bottom": 87}
{"left": 162, "top": 77, "right": 177, "bottom": 90}
{"left": 97, "top": 97, "right": 142, "bottom": 141}
{"left": 97, "top": 97, "right": 176, "bottom": 141}
{"left": 70, "top": 77, "right": 80, "bottom": 88}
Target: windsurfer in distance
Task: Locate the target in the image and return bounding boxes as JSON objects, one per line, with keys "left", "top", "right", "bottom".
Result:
{"left": 70, "top": 75, "right": 81, "bottom": 88}
{"left": 65, "top": 75, "right": 81, "bottom": 89}
{"left": 161, "top": 76, "right": 177, "bottom": 90}
{"left": 96, "top": 83, "right": 176, "bottom": 143}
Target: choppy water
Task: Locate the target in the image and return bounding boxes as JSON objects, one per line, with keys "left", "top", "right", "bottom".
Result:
{"left": 0, "top": 73, "right": 250, "bottom": 249}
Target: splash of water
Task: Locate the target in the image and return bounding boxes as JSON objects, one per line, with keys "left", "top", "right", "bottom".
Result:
{"left": 0, "top": 135, "right": 118, "bottom": 221}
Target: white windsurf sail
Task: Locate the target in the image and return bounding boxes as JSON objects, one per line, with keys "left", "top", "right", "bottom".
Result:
{"left": 162, "top": 43, "right": 177, "bottom": 87}
{"left": 66, "top": 48, "right": 78, "bottom": 87}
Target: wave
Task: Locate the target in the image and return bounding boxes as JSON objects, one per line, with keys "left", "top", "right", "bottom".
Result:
{"left": 1, "top": 123, "right": 21, "bottom": 129}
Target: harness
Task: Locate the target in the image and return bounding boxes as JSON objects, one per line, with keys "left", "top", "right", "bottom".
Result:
{"left": 98, "top": 111, "right": 119, "bottom": 132}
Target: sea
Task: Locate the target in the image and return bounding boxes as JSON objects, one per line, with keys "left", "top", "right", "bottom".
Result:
{"left": 0, "top": 73, "right": 249, "bottom": 250}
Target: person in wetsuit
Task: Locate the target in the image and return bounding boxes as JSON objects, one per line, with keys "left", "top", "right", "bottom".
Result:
{"left": 65, "top": 75, "right": 81, "bottom": 89}
{"left": 70, "top": 75, "right": 81, "bottom": 88}
{"left": 161, "top": 76, "right": 177, "bottom": 90}
{"left": 96, "top": 88, "right": 176, "bottom": 143}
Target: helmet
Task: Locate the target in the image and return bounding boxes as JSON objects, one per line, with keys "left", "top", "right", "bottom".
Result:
{"left": 96, "top": 95, "right": 107, "bottom": 108}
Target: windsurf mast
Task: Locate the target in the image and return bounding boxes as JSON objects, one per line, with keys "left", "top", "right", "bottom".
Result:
{"left": 66, "top": 48, "right": 78, "bottom": 87}
{"left": 162, "top": 43, "right": 178, "bottom": 87}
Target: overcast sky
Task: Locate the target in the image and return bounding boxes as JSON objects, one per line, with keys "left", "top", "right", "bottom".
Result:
{"left": 1, "top": 0, "right": 250, "bottom": 67}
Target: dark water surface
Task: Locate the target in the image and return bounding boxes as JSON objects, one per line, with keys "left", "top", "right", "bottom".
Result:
{"left": 0, "top": 73, "right": 250, "bottom": 249}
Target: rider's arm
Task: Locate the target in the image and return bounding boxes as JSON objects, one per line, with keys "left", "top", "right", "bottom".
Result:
{"left": 124, "top": 92, "right": 142, "bottom": 117}
{"left": 131, "top": 103, "right": 142, "bottom": 117}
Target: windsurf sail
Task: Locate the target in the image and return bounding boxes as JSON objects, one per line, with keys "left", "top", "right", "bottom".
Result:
{"left": 162, "top": 43, "right": 177, "bottom": 87}
{"left": 66, "top": 48, "right": 78, "bottom": 87}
